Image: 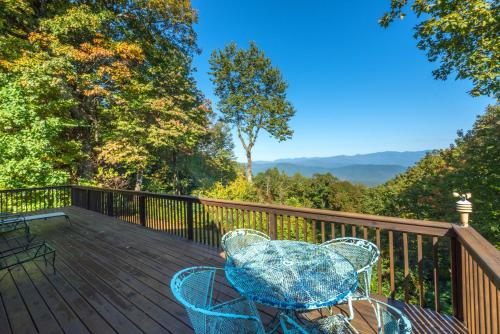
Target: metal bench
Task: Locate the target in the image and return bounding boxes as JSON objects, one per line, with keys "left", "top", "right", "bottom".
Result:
{"left": 0, "top": 214, "right": 30, "bottom": 240}
{"left": 22, "top": 212, "right": 71, "bottom": 225}
{"left": 0, "top": 211, "right": 70, "bottom": 241}
{"left": 0, "top": 241, "right": 56, "bottom": 273}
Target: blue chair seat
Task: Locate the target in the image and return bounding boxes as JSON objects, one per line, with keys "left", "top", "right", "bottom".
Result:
{"left": 280, "top": 313, "right": 357, "bottom": 334}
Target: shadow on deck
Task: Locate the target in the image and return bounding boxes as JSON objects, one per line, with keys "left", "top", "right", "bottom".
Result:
{"left": 0, "top": 207, "right": 467, "bottom": 333}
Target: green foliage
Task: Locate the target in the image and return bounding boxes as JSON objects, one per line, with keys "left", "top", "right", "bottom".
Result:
{"left": 366, "top": 105, "right": 500, "bottom": 246}
{"left": 0, "top": 0, "right": 234, "bottom": 192}
{"left": 209, "top": 42, "right": 296, "bottom": 181}
{"left": 197, "top": 174, "right": 258, "bottom": 202}
{"left": 381, "top": 0, "right": 499, "bottom": 98}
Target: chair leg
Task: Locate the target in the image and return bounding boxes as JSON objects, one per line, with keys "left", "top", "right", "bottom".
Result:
{"left": 52, "top": 252, "right": 56, "bottom": 274}
{"left": 363, "top": 270, "right": 381, "bottom": 331}
{"left": 346, "top": 296, "right": 355, "bottom": 321}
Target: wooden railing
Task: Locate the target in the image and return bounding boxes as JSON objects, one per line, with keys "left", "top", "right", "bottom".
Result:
{"left": 0, "top": 186, "right": 71, "bottom": 213}
{"left": 2, "top": 185, "right": 498, "bottom": 332}
{"left": 453, "top": 225, "right": 500, "bottom": 334}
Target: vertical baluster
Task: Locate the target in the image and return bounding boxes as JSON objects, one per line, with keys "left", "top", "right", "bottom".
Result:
{"left": 294, "top": 216, "right": 299, "bottom": 241}
{"left": 463, "top": 247, "right": 470, "bottom": 329}
{"left": 279, "top": 215, "right": 283, "bottom": 239}
{"left": 303, "top": 219, "right": 308, "bottom": 243}
{"left": 229, "top": 208, "right": 234, "bottom": 231}
{"left": 259, "top": 211, "right": 263, "bottom": 232}
{"left": 474, "top": 260, "right": 480, "bottom": 333}
{"left": 203, "top": 204, "right": 209, "bottom": 245}
{"left": 287, "top": 216, "right": 291, "bottom": 240}
{"left": 482, "top": 269, "right": 490, "bottom": 334}
{"left": 433, "top": 236, "right": 441, "bottom": 312}
{"left": 403, "top": 232, "right": 409, "bottom": 303}
{"left": 389, "top": 231, "right": 395, "bottom": 299}
{"left": 268, "top": 212, "right": 277, "bottom": 240}
{"left": 376, "top": 228, "right": 382, "bottom": 295}
{"left": 490, "top": 277, "right": 498, "bottom": 334}
{"left": 467, "top": 252, "right": 475, "bottom": 333}
{"left": 211, "top": 205, "right": 217, "bottom": 246}
{"left": 321, "top": 221, "right": 326, "bottom": 243}
{"left": 312, "top": 220, "right": 317, "bottom": 244}
{"left": 214, "top": 206, "right": 221, "bottom": 246}
{"left": 417, "top": 234, "right": 424, "bottom": 307}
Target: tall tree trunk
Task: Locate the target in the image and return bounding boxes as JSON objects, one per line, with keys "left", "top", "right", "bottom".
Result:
{"left": 135, "top": 169, "right": 143, "bottom": 191}
{"left": 245, "top": 149, "right": 253, "bottom": 182}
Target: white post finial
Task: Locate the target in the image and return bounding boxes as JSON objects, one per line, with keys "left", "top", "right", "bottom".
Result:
{"left": 453, "top": 192, "right": 472, "bottom": 227}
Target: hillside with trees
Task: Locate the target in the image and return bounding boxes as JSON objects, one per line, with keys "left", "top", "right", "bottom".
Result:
{"left": 0, "top": 0, "right": 235, "bottom": 194}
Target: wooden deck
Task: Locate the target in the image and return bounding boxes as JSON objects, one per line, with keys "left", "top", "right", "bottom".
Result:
{"left": 0, "top": 206, "right": 467, "bottom": 334}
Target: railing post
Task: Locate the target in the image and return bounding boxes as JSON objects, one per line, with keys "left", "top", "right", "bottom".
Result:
{"left": 139, "top": 196, "right": 146, "bottom": 226}
{"left": 86, "top": 189, "right": 91, "bottom": 210}
{"left": 70, "top": 187, "right": 76, "bottom": 207}
{"left": 186, "top": 199, "right": 194, "bottom": 240}
{"left": 106, "top": 192, "right": 114, "bottom": 217}
{"left": 269, "top": 213, "right": 277, "bottom": 240}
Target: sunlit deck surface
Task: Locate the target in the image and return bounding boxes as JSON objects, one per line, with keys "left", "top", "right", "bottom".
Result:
{"left": 0, "top": 206, "right": 467, "bottom": 334}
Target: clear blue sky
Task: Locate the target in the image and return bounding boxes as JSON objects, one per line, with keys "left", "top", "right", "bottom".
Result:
{"left": 191, "top": 0, "right": 495, "bottom": 162}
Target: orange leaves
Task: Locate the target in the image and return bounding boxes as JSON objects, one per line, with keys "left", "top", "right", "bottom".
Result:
{"left": 114, "top": 42, "right": 144, "bottom": 62}
{"left": 0, "top": 60, "right": 12, "bottom": 70}
{"left": 72, "top": 41, "right": 114, "bottom": 62}
{"left": 70, "top": 36, "right": 144, "bottom": 66}
{"left": 28, "top": 32, "right": 57, "bottom": 46}
{"left": 83, "top": 85, "right": 108, "bottom": 97}
{"left": 98, "top": 140, "right": 148, "bottom": 167}
{"left": 96, "top": 61, "right": 132, "bottom": 83}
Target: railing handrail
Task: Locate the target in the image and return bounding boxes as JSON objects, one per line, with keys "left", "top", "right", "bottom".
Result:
{"left": 72, "top": 185, "right": 453, "bottom": 236}
{"left": 198, "top": 197, "right": 454, "bottom": 236}
{"left": 0, "top": 185, "right": 71, "bottom": 193}
{"left": 71, "top": 185, "right": 197, "bottom": 200}
{"left": 453, "top": 225, "right": 500, "bottom": 286}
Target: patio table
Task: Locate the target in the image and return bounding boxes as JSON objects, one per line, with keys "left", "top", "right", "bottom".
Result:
{"left": 225, "top": 240, "right": 358, "bottom": 311}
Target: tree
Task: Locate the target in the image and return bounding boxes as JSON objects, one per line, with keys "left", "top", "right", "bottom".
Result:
{"left": 209, "top": 42, "right": 296, "bottom": 182}
{"left": 380, "top": 0, "right": 499, "bottom": 99}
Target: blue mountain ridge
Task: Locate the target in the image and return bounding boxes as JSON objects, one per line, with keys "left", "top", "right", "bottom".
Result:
{"left": 252, "top": 150, "right": 430, "bottom": 186}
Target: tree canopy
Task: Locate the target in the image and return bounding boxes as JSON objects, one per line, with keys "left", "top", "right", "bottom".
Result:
{"left": 0, "top": 0, "right": 234, "bottom": 192}
{"left": 209, "top": 42, "right": 296, "bottom": 182}
{"left": 381, "top": 0, "right": 499, "bottom": 99}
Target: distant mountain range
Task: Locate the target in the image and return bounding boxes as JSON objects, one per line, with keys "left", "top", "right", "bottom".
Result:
{"left": 252, "top": 150, "right": 431, "bottom": 186}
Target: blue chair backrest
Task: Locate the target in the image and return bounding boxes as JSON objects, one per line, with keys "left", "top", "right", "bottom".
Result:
{"left": 221, "top": 229, "right": 270, "bottom": 257}
{"left": 171, "top": 266, "right": 266, "bottom": 334}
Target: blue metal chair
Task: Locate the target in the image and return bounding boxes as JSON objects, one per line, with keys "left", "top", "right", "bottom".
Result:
{"left": 280, "top": 299, "right": 412, "bottom": 333}
{"left": 221, "top": 229, "right": 270, "bottom": 258}
{"left": 375, "top": 300, "right": 412, "bottom": 334}
{"left": 280, "top": 313, "right": 358, "bottom": 334}
{"left": 321, "top": 238, "right": 380, "bottom": 322}
{"left": 170, "top": 266, "right": 267, "bottom": 334}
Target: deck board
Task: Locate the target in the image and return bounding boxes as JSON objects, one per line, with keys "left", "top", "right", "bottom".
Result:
{"left": 0, "top": 206, "right": 467, "bottom": 334}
